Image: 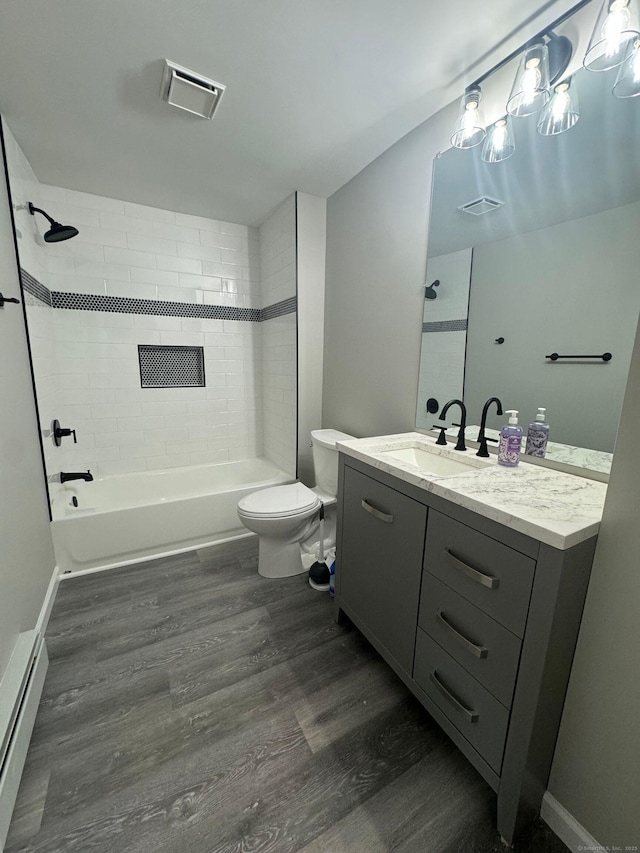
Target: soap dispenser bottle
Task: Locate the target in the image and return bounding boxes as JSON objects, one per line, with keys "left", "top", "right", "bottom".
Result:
{"left": 525, "top": 408, "right": 550, "bottom": 458}
{"left": 498, "top": 410, "right": 523, "bottom": 467}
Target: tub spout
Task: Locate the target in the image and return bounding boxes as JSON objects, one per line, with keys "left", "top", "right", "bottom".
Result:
{"left": 60, "top": 470, "right": 93, "bottom": 483}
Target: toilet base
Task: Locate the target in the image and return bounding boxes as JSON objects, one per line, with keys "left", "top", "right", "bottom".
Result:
{"left": 258, "top": 536, "right": 307, "bottom": 578}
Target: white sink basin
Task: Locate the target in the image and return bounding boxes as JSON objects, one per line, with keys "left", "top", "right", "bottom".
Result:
{"left": 379, "top": 446, "right": 486, "bottom": 477}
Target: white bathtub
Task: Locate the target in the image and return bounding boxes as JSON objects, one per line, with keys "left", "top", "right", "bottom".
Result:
{"left": 51, "top": 457, "right": 291, "bottom": 575}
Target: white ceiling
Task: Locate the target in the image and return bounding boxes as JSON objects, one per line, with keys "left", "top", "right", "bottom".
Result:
{"left": 0, "top": 0, "right": 578, "bottom": 226}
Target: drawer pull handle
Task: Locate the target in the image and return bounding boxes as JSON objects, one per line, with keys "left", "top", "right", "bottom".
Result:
{"left": 361, "top": 499, "right": 393, "bottom": 524}
{"left": 430, "top": 670, "right": 479, "bottom": 723}
{"left": 445, "top": 548, "right": 500, "bottom": 589}
{"left": 437, "top": 611, "right": 488, "bottom": 659}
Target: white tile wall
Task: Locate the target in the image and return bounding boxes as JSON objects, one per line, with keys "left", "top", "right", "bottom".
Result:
{"left": 4, "top": 123, "right": 299, "bottom": 485}
{"left": 416, "top": 249, "right": 472, "bottom": 431}
{"left": 259, "top": 196, "right": 297, "bottom": 476}
{"left": 38, "top": 185, "right": 260, "bottom": 311}
{"left": 260, "top": 195, "right": 297, "bottom": 306}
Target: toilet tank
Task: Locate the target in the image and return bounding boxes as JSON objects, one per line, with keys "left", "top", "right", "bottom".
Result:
{"left": 311, "top": 429, "right": 354, "bottom": 496}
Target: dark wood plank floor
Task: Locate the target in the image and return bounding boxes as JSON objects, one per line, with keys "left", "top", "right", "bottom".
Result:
{"left": 7, "top": 538, "right": 569, "bottom": 853}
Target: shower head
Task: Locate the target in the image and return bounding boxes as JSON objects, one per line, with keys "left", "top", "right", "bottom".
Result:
{"left": 425, "top": 279, "right": 440, "bottom": 300}
{"left": 28, "top": 203, "right": 79, "bottom": 242}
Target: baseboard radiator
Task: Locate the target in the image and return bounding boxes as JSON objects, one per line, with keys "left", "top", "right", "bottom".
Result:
{"left": 0, "top": 632, "right": 49, "bottom": 851}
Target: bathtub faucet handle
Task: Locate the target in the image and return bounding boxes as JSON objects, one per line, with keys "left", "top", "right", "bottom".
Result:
{"left": 53, "top": 419, "right": 77, "bottom": 446}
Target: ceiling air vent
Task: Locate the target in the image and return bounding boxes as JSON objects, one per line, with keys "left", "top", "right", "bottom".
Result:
{"left": 458, "top": 196, "right": 505, "bottom": 216}
{"left": 161, "top": 60, "right": 226, "bottom": 120}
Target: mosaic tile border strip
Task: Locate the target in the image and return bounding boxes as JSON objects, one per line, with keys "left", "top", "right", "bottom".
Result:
{"left": 261, "top": 296, "right": 297, "bottom": 321}
{"left": 20, "top": 269, "right": 52, "bottom": 307}
{"left": 19, "top": 268, "right": 297, "bottom": 322}
{"left": 422, "top": 319, "right": 468, "bottom": 333}
{"left": 51, "top": 291, "right": 262, "bottom": 321}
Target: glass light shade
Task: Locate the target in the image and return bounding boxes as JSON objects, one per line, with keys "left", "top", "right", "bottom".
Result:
{"left": 481, "top": 118, "right": 516, "bottom": 162}
{"left": 613, "top": 37, "right": 640, "bottom": 95}
{"left": 584, "top": 0, "right": 640, "bottom": 71}
{"left": 507, "top": 42, "right": 551, "bottom": 117}
{"left": 537, "top": 78, "right": 580, "bottom": 135}
{"left": 451, "top": 87, "right": 486, "bottom": 149}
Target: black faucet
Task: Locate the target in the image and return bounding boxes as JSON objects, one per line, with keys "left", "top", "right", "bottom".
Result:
{"left": 476, "top": 397, "right": 504, "bottom": 458}
{"left": 439, "top": 399, "right": 467, "bottom": 451}
{"left": 60, "top": 471, "right": 93, "bottom": 483}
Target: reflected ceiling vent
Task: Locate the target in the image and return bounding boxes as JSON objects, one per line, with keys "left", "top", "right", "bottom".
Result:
{"left": 458, "top": 196, "right": 505, "bottom": 216}
{"left": 161, "top": 60, "right": 226, "bottom": 119}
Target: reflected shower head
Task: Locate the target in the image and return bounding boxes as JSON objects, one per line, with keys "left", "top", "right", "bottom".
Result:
{"left": 28, "top": 203, "right": 79, "bottom": 242}
{"left": 425, "top": 279, "right": 440, "bottom": 300}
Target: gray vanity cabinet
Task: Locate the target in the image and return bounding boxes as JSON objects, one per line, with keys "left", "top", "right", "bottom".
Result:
{"left": 334, "top": 453, "right": 598, "bottom": 846}
{"left": 339, "top": 465, "right": 427, "bottom": 675}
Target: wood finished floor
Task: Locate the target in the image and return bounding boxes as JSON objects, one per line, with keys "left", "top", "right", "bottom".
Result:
{"left": 7, "top": 539, "right": 570, "bottom": 853}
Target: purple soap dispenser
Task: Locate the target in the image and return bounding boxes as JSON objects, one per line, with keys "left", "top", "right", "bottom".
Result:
{"left": 498, "top": 410, "right": 523, "bottom": 468}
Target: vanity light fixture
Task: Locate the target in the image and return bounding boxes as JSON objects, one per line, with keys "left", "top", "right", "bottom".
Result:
{"left": 612, "top": 36, "right": 640, "bottom": 95}
{"left": 537, "top": 76, "right": 580, "bottom": 134}
{"left": 481, "top": 117, "right": 516, "bottom": 162}
{"left": 584, "top": 0, "right": 640, "bottom": 71}
{"left": 451, "top": 86, "right": 486, "bottom": 149}
{"left": 507, "top": 41, "right": 552, "bottom": 116}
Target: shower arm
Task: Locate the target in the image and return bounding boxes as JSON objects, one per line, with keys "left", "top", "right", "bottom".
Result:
{"left": 28, "top": 203, "right": 57, "bottom": 226}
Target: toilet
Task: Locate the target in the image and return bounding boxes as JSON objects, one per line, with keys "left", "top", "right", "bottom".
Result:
{"left": 237, "top": 429, "right": 353, "bottom": 578}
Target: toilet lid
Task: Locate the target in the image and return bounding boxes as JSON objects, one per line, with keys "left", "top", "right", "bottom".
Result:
{"left": 238, "top": 483, "right": 321, "bottom": 518}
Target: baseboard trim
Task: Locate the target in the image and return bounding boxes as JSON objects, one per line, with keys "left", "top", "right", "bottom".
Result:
{"left": 35, "top": 565, "right": 60, "bottom": 642}
{"left": 541, "top": 792, "right": 602, "bottom": 853}
{"left": 0, "top": 641, "right": 48, "bottom": 852}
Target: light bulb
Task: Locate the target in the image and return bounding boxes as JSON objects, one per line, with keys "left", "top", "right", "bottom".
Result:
{"left": 551, "top": 83, "right": 571, "bottom": 119}
{"left": 451, "top": 87, "right": 486, "bottom": 149}
{"left": 602, "top": 0, "right": 631, "bottom": 57}
{"left": 612, "top": 36, "right": 640, "bottom": 95}
{"left": 521, "top": 58, "right": 542, "bottom": 105}
{"left": 584, "top": 0, "right": 639, "bottom": 71}
{"left": 491, "top": 120, "right": 508, "bottom": 151}
{"left": 481, "top": 117, "right": 515, "bottom": 163}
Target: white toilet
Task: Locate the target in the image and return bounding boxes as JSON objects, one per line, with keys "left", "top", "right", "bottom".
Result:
{"left": 237, "top": 429, "right": 353, "bottom": 578}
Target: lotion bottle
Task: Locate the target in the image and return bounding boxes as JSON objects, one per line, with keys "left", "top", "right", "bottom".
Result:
{"left": 498, "top": 410, "right": 523, "bottom": 467}
{"left": 525, "top": 408, "right": 550, "bottom": 458}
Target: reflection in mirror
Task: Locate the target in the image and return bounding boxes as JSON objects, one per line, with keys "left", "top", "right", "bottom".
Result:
{"left": 416, "top": 64, "right": 640, "bottom": 477}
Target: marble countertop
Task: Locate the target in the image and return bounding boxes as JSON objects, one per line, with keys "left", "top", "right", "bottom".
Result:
{"left": 336, "top": 432, "right": 608, "bottom": 551}
{"left": 445, "top": 425, "right": 613, "bottom": 476}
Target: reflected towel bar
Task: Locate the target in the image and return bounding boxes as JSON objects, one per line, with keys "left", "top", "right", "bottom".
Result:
{"left": 546, "top": 352, "right": 612, "bottom": 362}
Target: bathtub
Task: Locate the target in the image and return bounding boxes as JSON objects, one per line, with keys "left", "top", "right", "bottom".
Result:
{"left": 51, "top": 457, "right": 291, "bottom": 575}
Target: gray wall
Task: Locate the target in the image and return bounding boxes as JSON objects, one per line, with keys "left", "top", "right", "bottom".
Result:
{"left": 323, "top": 102, "right": 456, "bottom": 437}
{"left": 323, "top": 99, "right": 640, "bottom": 843}
{"left": 548, "top": 312, "right": 640, "bottom": 844}
{"left": 465, "top": 200, "right": 640, "bottom": 452}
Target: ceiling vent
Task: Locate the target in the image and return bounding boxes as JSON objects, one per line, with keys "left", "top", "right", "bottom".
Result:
{"left": 458, "top": 196, "right": 505, "bottom": 216}
{"left": 161, "top": 60, "right": 226, "bottom": 120}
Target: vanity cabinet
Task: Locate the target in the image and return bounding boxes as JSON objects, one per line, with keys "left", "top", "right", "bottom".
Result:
{"left": 339, "top": 466, "right": 427, "bottom": 674}
{"left": 334, "top": 453, "right": 598, "bottom": 846}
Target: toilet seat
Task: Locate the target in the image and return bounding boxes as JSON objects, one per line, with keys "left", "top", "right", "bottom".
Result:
{"left": 238, "top": 482, "right": 321, "bottom": 519}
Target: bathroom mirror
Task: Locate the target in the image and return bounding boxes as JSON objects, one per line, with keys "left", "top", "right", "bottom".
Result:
{"left": 416, "top": 64, "right": 640, "bottom": 477}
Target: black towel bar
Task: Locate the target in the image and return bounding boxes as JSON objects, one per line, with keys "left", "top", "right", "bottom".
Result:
{"left": 546, "top": 352, "right": 612, "bottom": 362}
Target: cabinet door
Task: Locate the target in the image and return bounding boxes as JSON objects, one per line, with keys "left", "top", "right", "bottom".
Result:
{"left": 339, "top": 466, "right": 428, "bottom": 673}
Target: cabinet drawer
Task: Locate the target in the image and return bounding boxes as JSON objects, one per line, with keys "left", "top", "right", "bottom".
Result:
{"left": 414, "top": 628, "right": 509, "bottom": 774}
{"left": 418, "top": 574, "right": 521, "bottom": 708}
{"left": 423, "top": 511, "right": 535, "bottom": 637}
{"left": 340, "top": 466, "right": 428, "bottom": 674}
